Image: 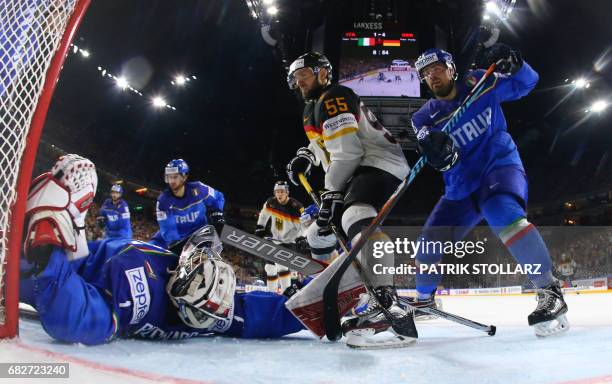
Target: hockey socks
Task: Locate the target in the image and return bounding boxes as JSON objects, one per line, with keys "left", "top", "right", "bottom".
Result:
{"left": 496, "top": 218, "right": 554, "bottom": 288}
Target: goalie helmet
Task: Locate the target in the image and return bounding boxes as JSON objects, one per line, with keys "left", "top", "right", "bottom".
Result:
{"left": 415, "top": 48, "right": 457, "bottom": 82}
{"left": 164, "top": 158, "right": 189, "bottom": 183}
{"left": 167, "top": 225, "right": 236, "bottom": 329}
{"left": 287, "top": 52, "right": 332, "bottom": 90}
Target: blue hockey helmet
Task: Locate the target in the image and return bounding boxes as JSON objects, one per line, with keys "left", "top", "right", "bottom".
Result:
{"left": 110, "top": 184, "right": 123, "bottom": 194}
{"left": 165, "top": 159, "right": 189, "bottom": 183}
{"left": 415, "top": 48, "right": 457, "bottom": 82}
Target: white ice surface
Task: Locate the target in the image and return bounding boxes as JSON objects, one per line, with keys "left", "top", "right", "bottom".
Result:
{"left": 340, "top": 70, "right": 421, "bottom": 97}
{"left": 2, "top": 293, "right": 612, "bottom": 384}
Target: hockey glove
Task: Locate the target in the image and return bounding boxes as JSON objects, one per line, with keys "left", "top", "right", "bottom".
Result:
{"left": 96, "top": 215, "right": 107, "bottom": 228}
{"left": 294, "top": 236, "right": 310, "bottom": 254}
{"left": 254, "top": 224, "right": 267, "bottom": 238}
{"left": 482, "top": 43, "right": 523, "bottom": 75}
{"left": 316, "top": 190, "right": 344, "bottom": 229}
{"left": 417, "top": 130, "right": 459, "bottom": 172}
{"left": 287, "top": 147, "right": 316, "bottom": 186}
{"left": 209, "top": 211, "right": 225, "bottom": 233}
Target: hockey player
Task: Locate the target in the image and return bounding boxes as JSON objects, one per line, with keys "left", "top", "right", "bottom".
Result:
{"left": 150, "top": 159, "right": 225, "bottom": 252}
{"left": 284, "top": 52, "right": 417, "bottom": 348}
{"left": 411, "top": 45, "right": 568, "bottom": 336}
{"left": 96, "top": 184, "right": 132, "bottom": 239}
{"left": 20, "top": 155, "right": 304, "bottom": 345}
{"left": 255, "top": 181, "right": 305, "bottom": 293}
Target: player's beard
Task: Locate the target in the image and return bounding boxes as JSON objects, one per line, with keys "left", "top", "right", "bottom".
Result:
{"left": 297, "top": 79, "right": 325, "bottom": 102}
{"left": 431, "top": 79, "right": 455, "bottom": 98}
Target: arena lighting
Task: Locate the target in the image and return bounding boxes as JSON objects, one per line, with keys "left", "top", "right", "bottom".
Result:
{"left": 115, "top": 76, "right": 129, "bottom": 89}
{"left": 590, "top": 99, "right": 609, "bottom": 113}
{"left": 484, "top": 1, "right": 501, "bottom": 15}
{"left": 573, "top": 78, "right": 589, "bottom": 89}
{"left": 267, "top": 6, "right": 278, "bottom": 15}
{"left": 79, "top": 49, "right": 90, "bottom": 58}
{"left": 152, "top": 96, "right": 167, "bottom": 108}
{"left": 174, "top": 75, "right": 187, "bottom": 86}
{"left": 262, "top": 0, "right": 274, "bottom": 4}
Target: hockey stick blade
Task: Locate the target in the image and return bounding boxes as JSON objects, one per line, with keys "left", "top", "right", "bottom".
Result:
{"left": 219, "top": 225, "right": 327, "bottom": 276}
{"left": 321, "top": 62, "right": 499, "bottom": 341}
{"left": 398, "top": 297, "right": 496, "bottom": 335}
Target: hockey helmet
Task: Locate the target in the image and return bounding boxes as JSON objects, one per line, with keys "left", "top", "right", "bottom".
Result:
{"left": 287, "top": 52, "right": 333, "bottom": 90}
{"left": 415, "top": 48, "right": 457, "bottom": 82}
{"left": 274, "top": 180, "right": 290, "bottom": 193}
{"left": 164, "top": 159, "right": 189, "bottom": 183}
{"left": 110, "top": 184, "right": 123, "bottom": 194}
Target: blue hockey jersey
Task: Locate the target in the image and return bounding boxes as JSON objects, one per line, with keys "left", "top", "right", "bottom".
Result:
{"left": 411, "top": 62, "right": 539, "bottom": 200}
{"left": 21, "top": 238, "right": 303, "bottom": 345}
{"left": 155, "top": 181, "right": 225, "bottom": 246}
{"left": 99, "top": 198, "right": 132, "bottom": 238}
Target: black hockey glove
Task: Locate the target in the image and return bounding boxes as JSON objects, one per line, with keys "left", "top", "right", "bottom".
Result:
{"left": 287, "top": 147, "right": 316, "bottom": 186}
{"left": 96, "top": 215, "right": 106, "bottom": 228}
{"left": 482, "top": 43, "right": 523, "bottom": 75}
{"left": 294, "top": 236, "right": 310, "bottom": 254}
{"left": 209, "top": 211, "right": 225, "bottom": 233}
{"left": 316, "top": 190, "right": 344, "bottom": 229}
{"left": 417, "top": 130, "right": 459, "bottom": 172}
{"left": 254, "top": 224, "right": 267, "bottom": 238}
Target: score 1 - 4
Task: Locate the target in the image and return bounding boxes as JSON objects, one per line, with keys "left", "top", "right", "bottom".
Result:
{"left": 372, "top": 50, "right": 390, "bottom": 56}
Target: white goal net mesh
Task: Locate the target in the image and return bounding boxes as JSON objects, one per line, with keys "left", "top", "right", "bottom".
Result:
{"left": 0, "top": 0, "right": 79, "bottom": 329}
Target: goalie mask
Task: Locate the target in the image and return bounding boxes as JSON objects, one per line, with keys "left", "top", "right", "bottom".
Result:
{"left": 25, "top": 154, "right": 98, "bottom": 260}
{"left": 167, "top": 225, "right": 236, "bottom": 329}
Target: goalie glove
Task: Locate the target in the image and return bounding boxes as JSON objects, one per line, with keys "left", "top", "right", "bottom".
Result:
{"left": 25, "top": 154, "right": 97, "bottom": 262}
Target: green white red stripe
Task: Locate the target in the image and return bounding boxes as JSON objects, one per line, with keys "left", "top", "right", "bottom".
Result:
{"left": 499, "top": 218, "right": 534, "bottom": 246}
{"left": 358, "top": 37, "right": 376, "bottom": 46}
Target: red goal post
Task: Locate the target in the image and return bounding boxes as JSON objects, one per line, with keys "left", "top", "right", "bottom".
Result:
{"left": 0, "top": 0, "right": 91, "bottom": 338}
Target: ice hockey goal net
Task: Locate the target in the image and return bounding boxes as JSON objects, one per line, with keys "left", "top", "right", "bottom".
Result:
{"left": 0, "top": 0, "right": 90, "bottom": 338}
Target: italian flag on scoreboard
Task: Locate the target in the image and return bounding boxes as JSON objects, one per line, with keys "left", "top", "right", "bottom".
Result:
{"left": 358, "top": 37, "right": 376, "bottom": 46}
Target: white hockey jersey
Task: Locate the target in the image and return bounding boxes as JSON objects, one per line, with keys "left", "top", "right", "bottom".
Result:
{"left": 302, "top": 84, "right": 410, "bottom": 191}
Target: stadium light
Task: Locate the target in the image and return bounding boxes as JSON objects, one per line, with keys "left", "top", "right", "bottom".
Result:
{"left": 116, "top": 77, "right": 129, "bottom": 90}
{"left": 267, "top": 6, "right": 278, "bottom": 15}
{"left": 484, "top": 1, "right": 501, "bottom": 17}
{"left": 174, "top": 75, "right": 187, "bottom": 86}
{"left": 590, "top": 99, "right": 608, "bottom": 113}
{"left": 80, "top": 49, "right": 90, "bottom": 58}
{"left": 152, "top": 96, "right": 167, "bottom": 108}
{"left": 572, "top": 78, "right": 589, "bottom": 89}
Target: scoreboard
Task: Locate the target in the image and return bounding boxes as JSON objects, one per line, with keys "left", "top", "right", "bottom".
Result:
{"left": 339, "top": 30, "right": 420, "bottom": 97}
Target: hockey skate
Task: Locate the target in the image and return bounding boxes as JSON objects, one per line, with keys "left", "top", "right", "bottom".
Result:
{"left": 528, "top": 281, "right": 569, "bottom": 337}
{"left": 341, "top": 287, "right": 417, "bottom": 349}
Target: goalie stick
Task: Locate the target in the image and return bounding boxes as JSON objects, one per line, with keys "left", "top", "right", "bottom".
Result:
{"left": 298, "top": 173, "right": 416, "bottom": 341}
{"left": 219, "top": 224, "right": 327, "bottom": 276}
{"left": 320, "top": 61, "right": 500, "bottom": 341}
{"left": 298, "top": 174, "right": 496, "bottom": 338}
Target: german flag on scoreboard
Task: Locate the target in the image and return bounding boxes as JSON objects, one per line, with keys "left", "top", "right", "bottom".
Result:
{"left": 358, "top": 37, "right": 376, "bottom": 46}
{"left": 383, "top": 39, "right": 401, "bottom": 47}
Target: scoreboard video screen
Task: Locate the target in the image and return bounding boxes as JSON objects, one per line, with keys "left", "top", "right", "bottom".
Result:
{"left": 339, "top": 31, "right": 420, "bottom": 97}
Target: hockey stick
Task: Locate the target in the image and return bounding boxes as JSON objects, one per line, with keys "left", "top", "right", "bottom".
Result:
{"left": 298, "top": 173, "right": 417, "bottom": 341}
{"left": 398, "top": 297, "right": 496, "bottom": 335}
{"left": 299, "top": 173, "right": 496, "bottom": 337}
{"left": 320, "top": 61, "right": 500, "bottom": 341}
{"left": 219, "top": 224, "right": 328, "bottom": 275}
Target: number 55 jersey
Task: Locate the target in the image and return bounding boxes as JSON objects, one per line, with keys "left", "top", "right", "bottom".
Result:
{"left": 302, "top": 84, "right": 410, "bottom": 191}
